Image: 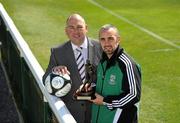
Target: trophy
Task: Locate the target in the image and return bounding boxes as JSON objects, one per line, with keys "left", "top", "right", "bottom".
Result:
{"left": 73, "top": 60, "right": 96, "bottom": 100}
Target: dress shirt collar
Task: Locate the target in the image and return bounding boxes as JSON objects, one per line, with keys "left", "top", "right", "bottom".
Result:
{"left": 71, "top": 37, "right": 88, "bottom": 51}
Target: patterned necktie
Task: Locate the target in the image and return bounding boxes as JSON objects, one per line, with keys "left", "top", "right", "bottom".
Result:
{"left": 76, "top": 47, "right": 86, "bottom": 83}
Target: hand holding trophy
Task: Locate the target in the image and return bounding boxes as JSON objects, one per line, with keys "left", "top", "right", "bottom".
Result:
{"left": 73, "top": 60, "right": 96, "bottom": 100}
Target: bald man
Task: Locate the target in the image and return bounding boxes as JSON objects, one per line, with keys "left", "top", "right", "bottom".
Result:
{"left": 43, "top": 14, "right": 102, "bottom": 123}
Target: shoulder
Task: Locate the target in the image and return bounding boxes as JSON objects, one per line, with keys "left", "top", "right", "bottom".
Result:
{"left": 51, "top": 41, "right": 71, "bottom": 53}
{"left": 89, "top": 38, "right": 99, "bottom": 45}
{"left": 118, "top": 51, "right": 142, "bottom": 78}
{"left": 119, "top": 52, "right": 133, "bottom": 63}
{"left": 88, "top": 38, "right": 101, "bottom": 50}
{"left": 118, "top": 51, "right": 141, "bottom": 71}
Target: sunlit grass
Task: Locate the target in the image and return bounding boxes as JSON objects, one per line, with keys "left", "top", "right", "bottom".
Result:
{"left": 1, "top": 0, "right": 180, "bottom": 122}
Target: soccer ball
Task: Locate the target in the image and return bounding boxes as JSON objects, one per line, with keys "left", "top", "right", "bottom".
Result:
{"left": 44, "top": 72, "right": 72, "bottom": 97}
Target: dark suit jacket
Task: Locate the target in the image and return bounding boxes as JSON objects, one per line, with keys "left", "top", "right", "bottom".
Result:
{"left": 43, "top": 38, "right": 102, "bottom": 123}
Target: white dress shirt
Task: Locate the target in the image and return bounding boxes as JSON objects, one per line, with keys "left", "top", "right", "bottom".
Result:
{"left": 71, "top": 37, "right": 88, "bottom": 63}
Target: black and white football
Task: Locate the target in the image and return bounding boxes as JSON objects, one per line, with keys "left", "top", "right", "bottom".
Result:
{"left": 44, "top": 72, "right": 72, "bottom": 97}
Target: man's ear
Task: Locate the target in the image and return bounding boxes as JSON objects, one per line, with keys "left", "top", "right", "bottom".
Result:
{"left": 85, "top": 24, "right": 88, "bottom": 33}
{"left": 117, "top": 36, "right": 121, "bottom": 44}
{"left": 65, "top": 28, "right": 68, "bottom": 35}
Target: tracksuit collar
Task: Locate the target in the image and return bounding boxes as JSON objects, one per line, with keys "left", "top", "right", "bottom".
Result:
{"left": 100, "top": 46, "right": 123, "bottom": 69}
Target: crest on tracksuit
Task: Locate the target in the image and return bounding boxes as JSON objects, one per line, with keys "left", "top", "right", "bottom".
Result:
{"left": 109, "top": 74, "right": 116, "bottom": 85}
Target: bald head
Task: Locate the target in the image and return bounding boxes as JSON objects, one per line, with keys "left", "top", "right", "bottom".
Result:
{"left": 66, "top": 14, "right": 86, "bottom": 26}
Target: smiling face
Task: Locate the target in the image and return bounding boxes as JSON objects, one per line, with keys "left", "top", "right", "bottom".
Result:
{"left": 65, "top": 14, "right": 88, "bottom": 46}
{"left": 99, "top": 27, "right": 120, "bottom": 58}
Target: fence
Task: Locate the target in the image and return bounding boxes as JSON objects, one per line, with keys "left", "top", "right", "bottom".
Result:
{"left": 0, "top": 3, "right": 76, "bottom": 123}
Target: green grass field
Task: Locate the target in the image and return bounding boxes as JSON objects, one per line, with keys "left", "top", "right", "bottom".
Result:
{"left": 1, "top": 0, "right": 180, "bottom": 122}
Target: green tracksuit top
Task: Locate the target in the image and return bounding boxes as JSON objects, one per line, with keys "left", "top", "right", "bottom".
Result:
{"left": 92, "top": 61, "right": 123, "bottom": 123}
{"left": 92, "top": 47, "right": 141, "bottom": 123}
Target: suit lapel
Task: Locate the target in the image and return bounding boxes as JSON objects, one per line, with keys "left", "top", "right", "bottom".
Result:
{"left": 66, "top": 41, "right": 76, "bottom": 65}
{"left": 88, "top": 39, "right": 95, "bottom": 64}
{"left": 65, "top": 41, "right": 82, "bottom": 82}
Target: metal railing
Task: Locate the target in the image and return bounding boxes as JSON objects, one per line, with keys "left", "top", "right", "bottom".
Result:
{"left": 0, "top": 3, "right": 76, "bottom": 123}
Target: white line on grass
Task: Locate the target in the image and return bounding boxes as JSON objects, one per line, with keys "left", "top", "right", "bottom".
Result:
{"left": 87, "top": 0, "right": 180, "bottom": 49}
{"left": 148, "top": 48, "right": 175, "bottom": 52}
{"left": 173, "top": 40, "right": 180, "bottom": 43}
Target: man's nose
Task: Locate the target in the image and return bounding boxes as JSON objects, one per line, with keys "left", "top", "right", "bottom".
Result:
{"left": 104, "top": 39, "right": 110, "bottom": 45}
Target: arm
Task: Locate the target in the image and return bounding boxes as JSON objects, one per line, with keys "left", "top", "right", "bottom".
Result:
{"left": 103, "top": 54, "right": 141, "bottom": 110}
{"left": 42, "top": 48, "right": 57, "bottom": 83}
{"left": 42, "top": 48, "right": 70, "bottom": 83}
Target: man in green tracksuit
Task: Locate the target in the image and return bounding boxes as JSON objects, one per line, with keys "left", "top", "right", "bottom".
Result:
{"left": 90, "top": 24, "right": 141, "bottom": 123}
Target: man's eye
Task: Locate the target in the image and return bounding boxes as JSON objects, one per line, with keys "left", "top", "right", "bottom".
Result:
{"left": 67, "top": 26, "right": 74, "bottom": 29}
{"left": 100, "top": 38, "right": 105, "bottom": 41}
{"left": 108, "top": 37, "right": 114, "bottom": 40}
{"left": 77, "top": 26, "right": 83, "bottom": 29}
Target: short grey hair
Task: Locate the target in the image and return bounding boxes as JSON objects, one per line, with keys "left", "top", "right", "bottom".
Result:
{"left": 99, "top": 24, "right": 120, "bottom": 37}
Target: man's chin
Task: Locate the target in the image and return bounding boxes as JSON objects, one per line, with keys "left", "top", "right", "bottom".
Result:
{"left": 105, "top": 51, "right": 113, "bottom": 55}
{"left": 71, "top": 39, "right": 83, "bottom": 44}
{"left": 104, "top": 49, "right": 112, "bottom": 53}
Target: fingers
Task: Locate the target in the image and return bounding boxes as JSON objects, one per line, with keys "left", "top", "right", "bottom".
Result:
{"left": 61, "top": 66, "right": 70, "bottom": 75}
{"left": 52, "top": 66, "right": 70, "bottom": 75}
{"left": 79, "top": 84, "right": 85, "bottom": 91}
{"left": 85, "top": 83, "right": 91, "bottom": 92}
{"left": 90, "top": 93, "right": 104, "bottom": 105}
{"left": 77, "top": 83, "right": 92, "bottom": 92}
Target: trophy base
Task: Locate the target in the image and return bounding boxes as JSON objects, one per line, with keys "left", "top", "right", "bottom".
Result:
{"left": 74, "top": 91, "right": 95, "bottom": 100}
{"left": 76, "top": 95, "right": 92, "bottom": 100}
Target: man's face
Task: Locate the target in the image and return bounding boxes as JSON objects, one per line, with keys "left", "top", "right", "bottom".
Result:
{"left": 65, "top": 17, "right": 88, "bottom": 46}
{"left": 99, "top": 28, "right": 119, "bottom": 58}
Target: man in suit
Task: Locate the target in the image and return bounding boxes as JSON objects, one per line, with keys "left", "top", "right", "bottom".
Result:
{"left": 43, "top": 14, "right": 102, "bottom": 123}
